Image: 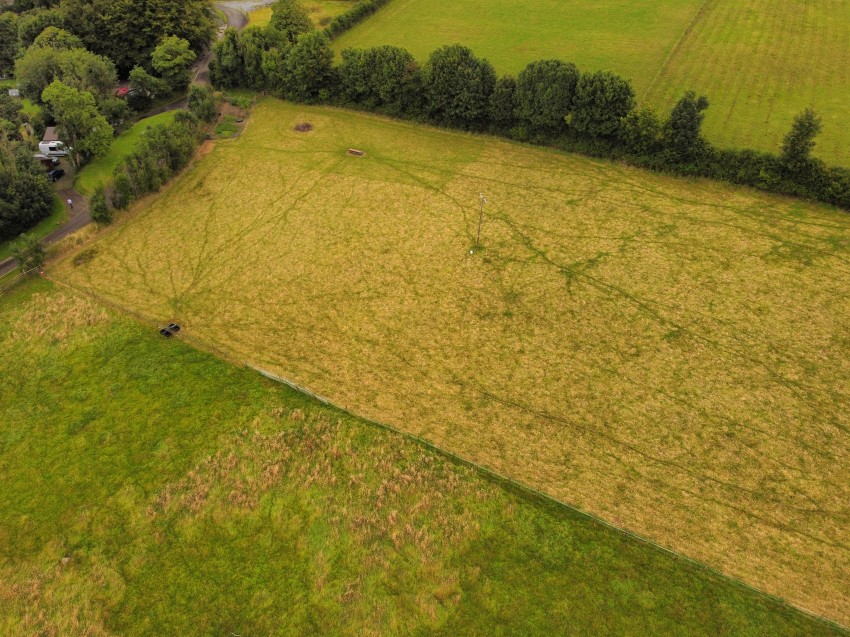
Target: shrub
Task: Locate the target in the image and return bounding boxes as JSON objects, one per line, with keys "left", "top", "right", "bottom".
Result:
{"left": 89, "top": 185, "right": 113, "bottom": 225}
{"left": 188, "top": 85, "right": 217, "bottom": 123}
{"left": 11, "top": 233, "right": 44, "bottom": 272}
{"left": 111, "top": 172, "right": 133, "bottom": 209}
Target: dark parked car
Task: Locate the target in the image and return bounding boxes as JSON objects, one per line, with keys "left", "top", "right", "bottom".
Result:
{"left": 47, "top": 168, "right": 65, "bottom": 182}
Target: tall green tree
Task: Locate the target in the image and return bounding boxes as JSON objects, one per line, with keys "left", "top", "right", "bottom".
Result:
{"left": 0, "top": 94, "right": 24, "bottom": 129}
{"left": 210, "top": 28, "right": 244, "bottom": 89}
{"left": 282, "top": 31, "right": 333, "bottom": 102}
{"left": 16, "top": 46, "right": 116, "bottom": 102}
{"left": 781, "top": 108, "right": 822, "bottom": 178}
{"left": 60, "top": 0, "right": 214, "bottom": 74}
{"left": 663, "top": 91, "right": 710, "bottom": 163}
{"left": 0, "top": 12, "right": 19, "bottom": 76}
{"left": 571, "top": 70, "right": 635, "bottom": 138}
{"left": 17, "top": 8, "right": 63, "bottom": 50}
{"left": 41, "top": 80, "right": 113, "bottom": 166}
{"left": 151, "top": 36, "right": 196, "bottom": 92}
{"left": 269, "top": 0, "right": 313, "bottom": 44}
{"left": 489, "top": 75, "right": 517, "bottom": 130}
{"left": 89, "top": 184, "right": 112, "bottom": 225}
{"left": 0, "top": 141, "right": 53, "bottom": 242}
{"left": 423, "top": 44, "right": 496, "bottom": 129}
{"left": 30, "top": 25, "right": 82, "bottom": 50}
{"left": 338, "top": 46, "right": 422, "bottom": 115}
{"left": 514, "top": 60, "right": 579, "bottom": 132}
{"left": 239, "top": 27, "right": 272, "bottom": 89}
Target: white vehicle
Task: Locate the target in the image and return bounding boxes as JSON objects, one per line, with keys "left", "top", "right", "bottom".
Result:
{"left": 38, "top": 140, "right": 70, "bottom": 157}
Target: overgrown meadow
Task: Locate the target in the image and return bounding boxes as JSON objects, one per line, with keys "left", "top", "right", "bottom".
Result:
{"left": 53, "top": 100, "right": 850, "bottom": 624}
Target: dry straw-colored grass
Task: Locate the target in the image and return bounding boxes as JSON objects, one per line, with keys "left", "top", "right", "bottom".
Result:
{"left": 54, "top": 100, "right": 850, "bottom": 624}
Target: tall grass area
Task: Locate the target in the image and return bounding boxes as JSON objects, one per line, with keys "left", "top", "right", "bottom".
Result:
{"left": 52, "top": 100, "right": 850, "bottom": 624}
{"left": 0, "top": 279, "right": 844, "bottom": 635}
{"left": 332, "top": 0, "right": 850, "bottom": 165}
{"left": 74, "top": 111, "right": 178, "bottom": 196}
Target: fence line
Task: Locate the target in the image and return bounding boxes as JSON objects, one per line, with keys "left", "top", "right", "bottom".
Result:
{"left": 0, "top": 267, "right": 39, "bottom": 295}
{"left": 35, "top": 275, "right": 850, "bottom": 634}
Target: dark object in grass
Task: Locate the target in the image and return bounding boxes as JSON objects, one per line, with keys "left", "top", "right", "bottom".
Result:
{"left": 347, "top": 148, "right": 365, "bottom": 156}
{"left": 159, "top": 328, "right": 173, "bottom": 338}
{"left": 294, "top": 122, "right": 313, "bottom": 132}
{"left": 73, "top": 248, "right": 99, "bottom": 267}
{"left": 168, "top": 323, "right": 181, "bottom": 332}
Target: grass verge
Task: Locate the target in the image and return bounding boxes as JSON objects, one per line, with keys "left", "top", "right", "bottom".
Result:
{"left": 75, "top": 111, "right": 178, "bottom": 196}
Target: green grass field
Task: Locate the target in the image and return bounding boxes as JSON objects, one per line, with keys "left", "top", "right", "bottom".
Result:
{"left": 3, "top": 279, "right": 842, "bottom": 634}
{"left": 74, "top": 111, "right": 178, "bottom": 196}
{"left": 332, "top": 0, "right": 850, "bottom": 165}
{"left": 53, "top": 99, "right": 850, "bottom": 625}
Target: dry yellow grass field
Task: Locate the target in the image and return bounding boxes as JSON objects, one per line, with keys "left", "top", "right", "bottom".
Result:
{"left": 54, "top": 99, "right": 850, "bottom": 625}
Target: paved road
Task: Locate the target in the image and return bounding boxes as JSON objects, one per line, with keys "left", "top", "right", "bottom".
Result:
{"left": 0, "top": 2, "right": 254, "bottom": 278}
{"left": 0, "top": 187, "right": 88, "bottom": 278}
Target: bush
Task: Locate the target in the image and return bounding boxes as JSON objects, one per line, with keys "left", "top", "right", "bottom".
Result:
{"left": 89, "top": 184, "right": 113, "bottom": 225}
{"left": 111, "top": 172, "right": 134, "bottom": 209}
{"left": 11, "top": 233, "right": 44, "bottom": 272}
{"left": 188, "top": 85, "right": 217, "bottom": 123}
{"left": 489, "top": 75, "right": 517, "bottom": 131}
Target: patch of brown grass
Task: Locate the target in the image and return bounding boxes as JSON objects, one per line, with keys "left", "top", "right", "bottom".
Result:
{"left": 7, "top": 291, "right": 109, "bottom": 346}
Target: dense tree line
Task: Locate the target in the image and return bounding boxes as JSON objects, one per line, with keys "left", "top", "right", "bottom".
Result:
{"left": 210, "top": 26, "right": 850, "bottom": 212}
{"left": 3, "top": 0, "right": 213, "bottom": 76}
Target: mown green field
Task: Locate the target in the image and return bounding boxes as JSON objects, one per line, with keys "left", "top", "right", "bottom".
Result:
{"left": 332, "top": 0, "right": 850, "bottom": 165}
{"left": 3, "top": 279, "right": 841, "bottom": 635}
{"left": 74, "top": 111, "right": 178, "bottom": 196}
{"left": 53, "top": 99, "right": 850, "bottom": 625}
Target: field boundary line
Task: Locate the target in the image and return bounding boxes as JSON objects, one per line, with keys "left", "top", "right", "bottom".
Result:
{"left": 248, "top": 364, "right": 848, "bottom": 634}
{"left": 39, "top": 273, "right": 850, "bottom": 634}
{"left": 642, "top": 0, "right": 715, "bottom": 103}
